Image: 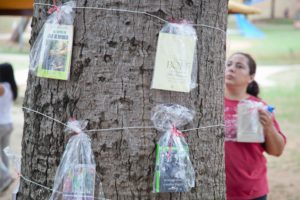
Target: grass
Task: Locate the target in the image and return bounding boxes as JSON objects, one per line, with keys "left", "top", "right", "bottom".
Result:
{"left": 260, "top": 69, "right": 300, "bottom": 122}
{"left": 228, "top": 18, "right": 300, "bottom": 65}
{"left": 260, "top": 69, "right": 300, "bottom": 199}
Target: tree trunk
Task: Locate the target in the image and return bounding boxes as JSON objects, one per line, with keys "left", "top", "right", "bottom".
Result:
{"left": 19, "top": 0, "right": 227, "bottom": 199}
{"left": 10, "top": 17, "right": 30, "bottom": 43}
{"left": 270, "top": 0, "right": 276, "bottom": 19}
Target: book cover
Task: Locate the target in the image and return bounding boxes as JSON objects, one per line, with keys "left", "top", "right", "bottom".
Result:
{"left": 37, "top": 23, "right": 73, "bottom": 80}
{"left": 151, "top": 32, "right": 196, "bottom": 92}
{"left": 154, "top": 145, "right": 190, "bottom": 193}
{"left": 63, "top": 164, "right": 96, "bottom": 200}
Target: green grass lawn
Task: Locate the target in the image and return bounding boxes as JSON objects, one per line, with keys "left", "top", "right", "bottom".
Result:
{"left": 261, "top": 69, "right": 300, "bottom": 199}
{"left": 261, "top": 69, "right": 300, "bottom": 122}
{"left": 228, "top": 18, "right": 300, "bottom": 65}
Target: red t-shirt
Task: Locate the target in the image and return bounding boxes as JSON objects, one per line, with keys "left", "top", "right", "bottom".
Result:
{"left": 225, "top": 96, "right": 286, "bottom": 200}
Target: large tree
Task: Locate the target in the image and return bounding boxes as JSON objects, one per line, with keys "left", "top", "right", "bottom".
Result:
{"left": 270, "top": 0, "right": 276, "bottom": 19}
{"left": 19, "top": 0, "right": 227, "bottom": 199}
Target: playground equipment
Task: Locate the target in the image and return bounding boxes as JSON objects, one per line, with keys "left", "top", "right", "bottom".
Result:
{"left": 229, "top": 0, "right": 264, "bottom": 38}
{"left": 235, "top": 14, "right": 264, "bottom": 38}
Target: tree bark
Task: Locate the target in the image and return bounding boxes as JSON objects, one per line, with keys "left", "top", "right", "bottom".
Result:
{"left": 19, "top": 0, "right": 227, "bottom": 199}
{"left": 270, "top": 0, "right": 276, "bottom": 19}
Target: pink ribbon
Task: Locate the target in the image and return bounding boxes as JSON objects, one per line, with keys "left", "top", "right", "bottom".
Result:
{"left": 47, "top": 0, "right": 61, "bottom": 23}
{"left": 167, "top": 125, "right": 186, "bottom": 160}
{"left": 167, "top": 18, "right": 191, "bottom": 24}
{"left": 47, "top": 0, "right": 60, "bottom": 14}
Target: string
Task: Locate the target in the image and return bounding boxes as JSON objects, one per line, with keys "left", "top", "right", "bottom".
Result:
{"left": 19, "top": 175, "right": 109, "bottom": 200}
{"left": 168, "top": 125, "right": 187, "bottom": 160}
{"left": 33, "top": 2, "right": 226, "bottom": 34}
{"left": 20, "top": 106, "right": 224, "bottom": 197}
{"left": 22, "top": 106, "right": 225, "bottom": 133}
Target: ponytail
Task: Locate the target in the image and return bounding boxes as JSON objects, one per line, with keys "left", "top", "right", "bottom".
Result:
{"left": 247, "top": 80, "right": 260, "bottom": 97}
{"left": 0, "top": 63, "right": 18, "bottom": 100}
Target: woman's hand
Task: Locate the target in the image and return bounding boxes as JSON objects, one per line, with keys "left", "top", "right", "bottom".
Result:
{"left": 258, "top": 108, "right": 285, "bottom": 156}
{"left": 258, "top": 108, "right": 273, "bottom": 131}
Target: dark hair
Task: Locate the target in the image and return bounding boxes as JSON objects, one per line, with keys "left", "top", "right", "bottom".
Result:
{"left": 0, "top": 63, "right": 18, "bottom": 100}
{"left": 233, "top": 52, "right": 260, "bottom": 97}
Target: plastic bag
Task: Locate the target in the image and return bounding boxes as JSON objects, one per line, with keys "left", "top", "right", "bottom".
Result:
{"left": 49, "top": 120, "right": 105, "bottom": 200}
{"left": 151, "top": 21, "right": 198, "bottom": 93}
{"left": 3, "top": 147, "right": 21, "bottom": 200}
{"left": 237, "top": 100, "right": 272, "bottom": 143}
{"left": 151, "top": 104, "right": 195, "bottom": 193}
{"left": 29, "top": 1, "right": 75, "bottom": 80}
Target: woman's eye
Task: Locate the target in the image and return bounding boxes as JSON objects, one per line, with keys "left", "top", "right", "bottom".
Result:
{"left": 237, "top": 64, "right": 244, "bottom": 69}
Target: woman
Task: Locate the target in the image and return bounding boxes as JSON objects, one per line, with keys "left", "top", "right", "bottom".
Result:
{"left": 0, "top": 63, "right": 18, "bottom": 192}
{"left": 224, "top": 53, "right": 286, "bottom": 200}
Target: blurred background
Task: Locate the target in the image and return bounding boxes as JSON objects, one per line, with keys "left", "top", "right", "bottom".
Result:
{"left": 0, "top": 0, "right": 299, "bottom": 199}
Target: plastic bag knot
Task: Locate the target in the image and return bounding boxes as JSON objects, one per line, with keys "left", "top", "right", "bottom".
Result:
{"left": 64, "top": 119, "right": 88, "bottom": 135}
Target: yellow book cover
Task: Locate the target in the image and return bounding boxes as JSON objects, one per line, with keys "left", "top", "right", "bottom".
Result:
{"left": 151, "top": 32, "right": 196, "bottom": 92}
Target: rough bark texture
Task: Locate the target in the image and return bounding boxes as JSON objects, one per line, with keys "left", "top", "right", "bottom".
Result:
{"left": 20, "top": 0, "right": 227, "bottom": 199}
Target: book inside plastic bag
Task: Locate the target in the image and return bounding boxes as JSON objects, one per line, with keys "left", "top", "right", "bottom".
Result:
{"left": 49, "top": 120, "right": 105, "bottom": 200}
{"left": 29, "top": 1, "right": 75, "bottom": 80}
{"left": 151, "top": 21, "right": 198, "bottom": 93}
{"left": 151, "top": 104, "right": 195, "bottom": 193}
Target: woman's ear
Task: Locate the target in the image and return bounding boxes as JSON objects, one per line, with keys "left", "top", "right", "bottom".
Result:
{"left": 249, "top": 74, "right": 255, "bottom": 83}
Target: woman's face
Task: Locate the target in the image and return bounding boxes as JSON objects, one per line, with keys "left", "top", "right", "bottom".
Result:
{"left": 225, "top": 54, "right": 254, "bottom": 88}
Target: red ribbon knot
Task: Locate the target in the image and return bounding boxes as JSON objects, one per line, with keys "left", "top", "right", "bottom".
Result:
{"left": 47, "top": 0, "right": 60, "bottom": 14}
{"left": 167, "top": 125, "right": 186, "bottom": 160}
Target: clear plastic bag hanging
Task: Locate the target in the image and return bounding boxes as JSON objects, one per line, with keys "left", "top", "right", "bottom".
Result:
{"left": 29, "top": 1, "right": 75, "bottom": 80}
{"left": 151, "top": 21, "right": 198, "bottom": 93}
{"left": 237, "top": 100, "right": 265, "bottom": 143}
{"left": 3, "top": 147, "right": 21, "bottom": 200}
{"left": 49, "top": 120, "right": 105, "bottom": 200}
{"left": 151, "top": 104, "right": 195, "bottom": 193}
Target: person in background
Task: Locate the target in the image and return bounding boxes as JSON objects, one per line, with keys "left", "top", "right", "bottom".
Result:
{"left": 224, "top": 53, "right": 286, "bottom": 200}
{"left": 0, "top": 63, "right": 18, "bottom": 193}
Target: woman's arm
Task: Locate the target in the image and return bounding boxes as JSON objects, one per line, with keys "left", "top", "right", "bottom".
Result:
{"left": 258, "top": 109, "right": 285, "bottom": 156}
{"left": 0, "top": 84, "right": 4, "bottom": 96}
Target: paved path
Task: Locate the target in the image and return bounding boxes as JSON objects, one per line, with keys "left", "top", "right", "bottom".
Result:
{"left": 255, "top": 65, "right": 300, "bottom": 87}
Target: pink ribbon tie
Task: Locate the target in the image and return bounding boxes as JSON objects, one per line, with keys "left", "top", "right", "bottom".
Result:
{"left": 167, "top": 125, "right": 186, "bottom": 160}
